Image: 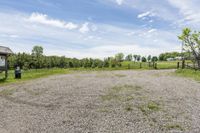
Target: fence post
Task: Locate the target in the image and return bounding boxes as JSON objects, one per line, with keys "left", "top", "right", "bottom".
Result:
{"left": 128, "top": 64, "right": 130, "bottom": 69}
{"left": 182, "top": 60, "right": 185, "bottom": 69}
{"left": 177, "top": 62, "right": 180, "bottom": 69}
{"left": 140, "top": 63, "right": 142, "bottom": 69}
{"left": 5, "top": 56, "right": 8, "bottom": 79}
{"left": 154, "top": 63, "right": 157, "bottom": 69}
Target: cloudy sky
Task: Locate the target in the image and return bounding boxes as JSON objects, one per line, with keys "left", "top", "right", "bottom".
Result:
{"left": 0, "top": 0, "right": 200, "bottom": 58}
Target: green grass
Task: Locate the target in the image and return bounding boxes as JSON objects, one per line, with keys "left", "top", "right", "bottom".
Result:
{"left": 0, "top": 60, "right": 194, "bottom": 85}
{"left": 0, "top": 68, "right": 71, "bottom": 85}
{"left": 0, "top": 67, "right": 143, "bottom": 85}
{"left": 138, "top": 101, "right": 161, "bottom": 116}
{"left": 122, "top": 60, "right": 192, "bottom": 69}
{"left": 175, "top": 69, "right": 200, "bottom": 81}
{"left": 157, "top": 61, "right": 178, "bottom": 69}
{"left": 165, "top": 124, "right": 184, "bottom": 131}
{"left": 101, "top": 85, "right": 142, "bottom": 102}
{"left": 147, "top": 102, "right": 160, "bottom": 111}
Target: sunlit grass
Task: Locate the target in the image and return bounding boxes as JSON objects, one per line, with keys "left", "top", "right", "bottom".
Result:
{"left": 175, "top": 69, "right": 200, "bottom": 81}
{"left": 0, "top": 68, "right": 71, "bottom": 85}
{"left": 122, "top": 60, "right": 192, "bottom": 69}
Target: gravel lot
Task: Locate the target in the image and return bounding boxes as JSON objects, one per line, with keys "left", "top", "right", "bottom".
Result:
{"left": 0, "top": 70, "right": 200, "bottom": 133}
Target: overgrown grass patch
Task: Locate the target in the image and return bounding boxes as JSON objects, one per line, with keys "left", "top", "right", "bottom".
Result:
{"left": 165, "top": 123, "right": 184, "bottom": 131}
{"left": 125, "top": 95, "right": 134, "bottom": 101}
{"left": 138, "top": 101, "right": 161, "bottom": 116}
{"left": 0, "top": 68, "right": 71, "bottom": 85}
{"left": 147, "top": 101, "right": 160, "bottom": 111}
{"left": 101, "top": 85, "right": 142, "bottom": 102}
{"left": 175, "top": 69, "right": 200, "bottom": 81}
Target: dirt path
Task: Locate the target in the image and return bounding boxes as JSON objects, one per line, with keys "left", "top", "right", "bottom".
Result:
{"left": 0, "top": 70, "right": 200, "bottom": 133}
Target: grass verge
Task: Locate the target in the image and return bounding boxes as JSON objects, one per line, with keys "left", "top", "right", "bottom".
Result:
{"left": 0, "top": 68, "right": 71, "bottom": 85}
{"left": 175, "top": 69, "right": 200, "bottom": 81}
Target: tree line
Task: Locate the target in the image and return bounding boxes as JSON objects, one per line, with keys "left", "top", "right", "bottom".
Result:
{"left": 8, "top": 46, "right": 121, "bottom": 70}
{"left": 8, "top": 45, "right": 188, "bottom": 70}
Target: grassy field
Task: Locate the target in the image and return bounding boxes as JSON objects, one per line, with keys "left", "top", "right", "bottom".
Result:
{"left": 0, "top": 67, "right": 135, "bottom": 85}
{"left": 122, "top": 61, "right": 178, "bottom": 69}
{"left": 175, "top": 69, "right": 200, "bottom": 81}
{"left": 0, "top": 68, "right": 71, "bottom": 85}
{"left": 0, "top": 60, "right": 195, "bottom": 85}
{"left": 122, "top": 60, "right": 192, "bottom": 69}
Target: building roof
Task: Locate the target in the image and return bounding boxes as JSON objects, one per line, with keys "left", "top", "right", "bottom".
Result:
{"left": 0, "top": 46, "right": 13, "bottom": 55}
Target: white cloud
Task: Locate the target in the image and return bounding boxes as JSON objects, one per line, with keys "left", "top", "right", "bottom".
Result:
{"left": 137, "top": 11, "right": 155, "bottom": 19}
{"left": 121, "top": 0, "right": 178, "bottom": 22}
{"left": 64, "top": 22, "right": 78, "bottom": 30}
{"left": 167, "top": 0, "right": 200, "bottom": 26}
{"left": 149, "top": 20, "right": 154, "bottom": 23}
{"left": 79, "top": 22, "right": 90, "bottom": 33}
{"left": 116, "top": 0, "right": 124, "bottom": 5}
{"left": 28, "top": 12, "right": 78, "bottom": 30}
{"left": 91, "top": 24, "right": 98, "bottom": 31}
{"left": 0, "top": 34, "right": 19, "bottom": 38}
{"left": 148, "top": 29, "right": 157, "bottom": 33}
{"left": 126, "top": 31, "right": 135, "bottom": 36}
{"left": 0, "top": 11, "right": 180, "bottom": 59}
{"left": 138, "top": 11, "right": 151, "bottom": 18}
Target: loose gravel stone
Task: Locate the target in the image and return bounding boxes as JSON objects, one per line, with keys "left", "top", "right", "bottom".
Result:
{"left": 0, "top": 70, "right": 200, "bottom": 133}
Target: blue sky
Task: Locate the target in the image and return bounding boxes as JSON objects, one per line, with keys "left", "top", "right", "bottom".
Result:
{"left": 0, "top": 0, "right": 200, "bottom": 58}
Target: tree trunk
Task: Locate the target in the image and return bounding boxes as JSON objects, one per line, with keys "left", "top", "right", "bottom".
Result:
{"left": 197, "top": 59, "right": 200, "bottom": 69}
{"left": 5, "top": 56, "right": 8, "bottom": 79}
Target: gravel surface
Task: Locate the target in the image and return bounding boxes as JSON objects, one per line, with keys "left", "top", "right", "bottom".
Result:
{"left": 0, "top": 69, "right": 200, "bottom": 133}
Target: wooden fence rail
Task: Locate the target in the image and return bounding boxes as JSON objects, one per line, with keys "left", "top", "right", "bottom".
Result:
{"left": 177, "top": 60, "right": 200, "bottom": 71}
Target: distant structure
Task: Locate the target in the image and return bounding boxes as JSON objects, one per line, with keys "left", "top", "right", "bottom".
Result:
{"left": 0, "top": 46, "right": 13, "bottom": 79}
{"left": 167, "top": 57, "right": 182, "bottom": 61}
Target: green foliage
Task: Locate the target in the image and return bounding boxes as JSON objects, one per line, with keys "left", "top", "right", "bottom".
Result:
{"left": 178, "top": 28, "right": 200, "bottom": 68}
{"left": 115, "top": 53, "right": 124, "bottom": 62}
{"left": 159, "top": 52, "right": 181, "bottom": 61}
{"left": 133, "top": 54, "right": 138, "bottom": 61}
{"left": 147, "top": 55, "right": 151, "bottom": 62}
{"left": 141, "top": 57, "right": 147, "bottom": 62}
{"left": 9, "top": 46, "right": 124, "bottom": 70}
{"left": 125, "top": 54, "right": 133, "bottom": 61}
{"left": 152, "top": 56, "right": 158, "bottom": 62}
{"left": 7, "top": 45, "right": 188, "bottom": 73}
{"left": 137, "top": 55, "right": 141, "bottom": 62}
{"left": 32, "top": 45, "right": 43, "bottom": 57}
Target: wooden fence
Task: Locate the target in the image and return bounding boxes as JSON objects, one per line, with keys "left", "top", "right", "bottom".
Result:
{"left": 177, "top": 60, "right": 200, "bottom": 70}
